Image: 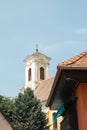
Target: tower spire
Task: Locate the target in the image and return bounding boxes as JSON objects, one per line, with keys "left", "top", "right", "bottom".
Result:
{"left": 36, "top": 44, "right": 38, "bottom": 52}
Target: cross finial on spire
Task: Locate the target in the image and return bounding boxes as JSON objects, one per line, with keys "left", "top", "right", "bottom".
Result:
{"left": 36, "top": 44, "right": 38, "bottom": 52}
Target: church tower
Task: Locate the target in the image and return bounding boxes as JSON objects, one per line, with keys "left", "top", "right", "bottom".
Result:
{"left": 24, "top": 48, "right": 51, "bottom": 90}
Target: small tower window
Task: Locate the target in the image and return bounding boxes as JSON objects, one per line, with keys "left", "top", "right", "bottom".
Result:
{"left": 52, "top": 112, "right": 58, "bottom": 129}
{"left": 40, "top": 67, "right": 44, "bottom": 80}
{"left": 28, "top": 68, "right": 31, "bottom": 81}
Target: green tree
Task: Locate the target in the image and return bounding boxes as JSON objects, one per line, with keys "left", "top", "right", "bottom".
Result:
{"left": 0, "top": 95, "right": 14, "bottom": 122}
{"left": 12, "top": 88, "right": 49, "bottom": 130}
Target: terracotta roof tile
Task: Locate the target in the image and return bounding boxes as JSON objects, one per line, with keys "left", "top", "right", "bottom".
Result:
{"left": 59, "top": 50, "right": 87, "bottom": 67}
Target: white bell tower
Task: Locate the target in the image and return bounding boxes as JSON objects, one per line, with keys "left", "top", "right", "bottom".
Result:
{"left": 24, "top": 47, "right": 51, "bottom": 90}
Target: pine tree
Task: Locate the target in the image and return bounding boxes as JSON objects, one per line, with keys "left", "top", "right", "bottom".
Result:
{"left": 12, "top": 88, "right": 49, "bottom": 130}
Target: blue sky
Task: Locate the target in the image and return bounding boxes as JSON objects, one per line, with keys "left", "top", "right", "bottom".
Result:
{"left": 0, "top": 0, "right": 87, "bottom": 97}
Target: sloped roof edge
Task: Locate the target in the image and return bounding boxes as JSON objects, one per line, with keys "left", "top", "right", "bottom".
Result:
{"left": 59, "top": 50, "right": 87, "bottom": 66}
{"left": 46, "top": 50, "right": 87, "bottom": 107}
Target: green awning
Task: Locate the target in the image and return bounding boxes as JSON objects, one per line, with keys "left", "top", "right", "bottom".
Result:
{"left": 54, "top": 97, "right": 77, "bottom": 121}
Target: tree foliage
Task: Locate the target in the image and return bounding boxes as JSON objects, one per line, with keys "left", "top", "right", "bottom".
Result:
{"left": 0, "top": 95, "right": 14, "bottom": 122}
{"left": 0, "top": 88, "right": 49, "bottom": 130}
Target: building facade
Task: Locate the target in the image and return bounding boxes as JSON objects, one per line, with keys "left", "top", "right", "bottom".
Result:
{"left": 46, "top": 50, "right": 87, "bottom": 130}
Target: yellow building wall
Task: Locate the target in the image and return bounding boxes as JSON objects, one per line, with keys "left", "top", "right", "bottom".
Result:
{"left": 47, "top": 109, "right": 63, "bottom": 130}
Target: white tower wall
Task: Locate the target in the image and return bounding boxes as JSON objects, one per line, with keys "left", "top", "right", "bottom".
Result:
{"left": 32, "top": 59, "right": 38, "bottom": 90}
{"left": 24, "top": 51, "right": 51, "bottom": 90}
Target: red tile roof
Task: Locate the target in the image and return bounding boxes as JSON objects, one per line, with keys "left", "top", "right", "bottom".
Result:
{"left": 59, "top": 50, "right": 87, "bottom": 68}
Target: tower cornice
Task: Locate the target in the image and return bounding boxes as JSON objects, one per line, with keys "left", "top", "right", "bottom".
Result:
{"left": 24, "top": 51, "right": 51, "bottom": 63}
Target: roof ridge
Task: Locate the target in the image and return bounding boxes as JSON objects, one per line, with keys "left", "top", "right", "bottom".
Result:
{"left": 59, "top": 50, "right": 87, "bottom": 66}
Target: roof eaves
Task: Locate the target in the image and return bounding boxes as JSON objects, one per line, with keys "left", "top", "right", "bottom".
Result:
{"left": 46, "top": 63, "right": 87, "bottom": 107}
{"left": 46, "top": 66, "right": 62, "bottom": 107}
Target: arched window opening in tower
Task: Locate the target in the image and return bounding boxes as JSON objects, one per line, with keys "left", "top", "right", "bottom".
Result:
{"left": 28, "top": 68, "right": 31, "bottom": 81}
{"left": 40, "top": 67, "right": 44, "bottom": 80}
